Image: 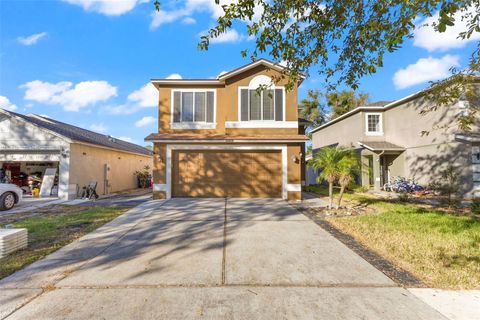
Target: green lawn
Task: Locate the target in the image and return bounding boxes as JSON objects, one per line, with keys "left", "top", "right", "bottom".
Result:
{"left": 307, "top": 186, "right": 480, "bottom": 289}
{"left": 0, "top": 206, "right": 127, "bottom": 279}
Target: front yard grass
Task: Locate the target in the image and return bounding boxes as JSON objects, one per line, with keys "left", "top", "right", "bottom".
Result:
{"left": 306, "top": 186, "right": 480, "bottom": 289}
{"left": 0, "top": 205, "right": 127, "bottom": 279}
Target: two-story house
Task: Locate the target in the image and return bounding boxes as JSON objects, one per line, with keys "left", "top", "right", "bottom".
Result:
{"left": 145, "top": 59, "right": 308, "bottom": 200}
{"left": 310, "top": 85, "right": 480, "bottom": 199}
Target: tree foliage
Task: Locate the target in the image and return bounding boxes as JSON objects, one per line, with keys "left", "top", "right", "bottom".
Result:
{"left": 326, "top": 90, "right": 369, "bottom": 119}
{"left": 299, "top": 89, "right": 327, "bottom": 130}
{"left": 199, "top": 1, "right": 477, "bottom": 88}
{"left": 154, "top": 0, "right": 479, "bottom": 131}
{"left": 198, "top": 0, "right": 479, "bottom": 130}
{"left": 308, "top": 146, "right": 354, "bottom": 208}
{"left": 336, "top": 149, "right": 360, "bottom": 207}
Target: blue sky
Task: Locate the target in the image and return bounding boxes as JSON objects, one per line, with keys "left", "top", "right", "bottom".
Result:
{"left": 0, "top": 0, "right": 478, "bottom": 146}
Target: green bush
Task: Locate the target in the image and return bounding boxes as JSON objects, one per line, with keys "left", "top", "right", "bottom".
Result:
{"left": 472, "top": 199, "right": 480, "bottom": 215}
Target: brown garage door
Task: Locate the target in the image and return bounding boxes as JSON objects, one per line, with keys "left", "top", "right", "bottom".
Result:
{"left": 172, "top": 150, "right": 282, "bottom": 198}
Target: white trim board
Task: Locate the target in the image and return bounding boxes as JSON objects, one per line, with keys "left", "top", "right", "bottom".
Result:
{"left": 225, "top": 121, "right": 297, "bottom": 129}
{"left": 364, "top": 112, "right": 384, "bottom": 136}
{"left": 165, "top": 144, "right": 289, "bottom": 199}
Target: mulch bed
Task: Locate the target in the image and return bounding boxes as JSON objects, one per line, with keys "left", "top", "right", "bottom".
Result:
{"left": 298, "top": 207, "right": 424, "bottom": 287}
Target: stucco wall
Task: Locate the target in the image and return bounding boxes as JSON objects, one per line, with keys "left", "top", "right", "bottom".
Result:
{"left": 69, "top": 143, "right": 152, "bottom": 195}
{"left": 402, "top": 142, "right": 473, "bottom": 196}
{"left": 311, "top": 95, "right": 477, "bottom": 197}
{"left": 312, "top": 112, "right": 364, "bottom": 150}
{"left": 156, "top": 65, "right": 299, "bottom": 136}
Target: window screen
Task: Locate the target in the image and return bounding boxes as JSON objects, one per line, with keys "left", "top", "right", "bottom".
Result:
{"left": 249, "top": 90, "right": 262, "bottom": 120}
{"left": 173, "top": 91, "right": 215, "bottom": 123}
{"left": 367, "top": 114, "right": 381, "bottom": 132}
{"left": 241, "top": 88, "right": 283, "bottom": 121}
{"left": 181, "top": 92, "right": 194, "bottom": 122}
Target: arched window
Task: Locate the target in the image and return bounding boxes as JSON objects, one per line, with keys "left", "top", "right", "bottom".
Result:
{"left": 238, "top": 76, "right": 285, "bottom": 121}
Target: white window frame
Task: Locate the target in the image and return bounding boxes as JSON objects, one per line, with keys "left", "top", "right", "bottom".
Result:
{"left": 237, "top": 86, "right": 286, "bottom": 123}
{"left": 170, "top": 89, "right": 217, "bottom": 129}
{"left": 365, "top": 112, "right": 383, "bottom": 136}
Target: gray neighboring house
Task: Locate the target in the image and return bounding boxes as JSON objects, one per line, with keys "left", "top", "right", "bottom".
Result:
{"left": 310, "top": 86, "right": 480, "bottom": 199}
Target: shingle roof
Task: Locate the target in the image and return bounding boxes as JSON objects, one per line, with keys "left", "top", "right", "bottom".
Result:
{"left": 3, "top": 109, "right": 152, "bottom": 156}
{"left": 145, "top": 133, "right": 309, "bottom": 142}
{"left": 358, "top": 141, "right": 405, "bottom": 151}
{"left": 366, "top": 101, "right": 394, "bottom": 107}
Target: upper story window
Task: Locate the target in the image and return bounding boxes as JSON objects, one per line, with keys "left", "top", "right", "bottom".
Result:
{"left": 239, "top": 75, "right": 284, "bottom": 122}
{"left": 172, "top": 89, "right": 216, "bottom": 129}
{"left": 365, "top": 112, "right": 383, "bottom": 135}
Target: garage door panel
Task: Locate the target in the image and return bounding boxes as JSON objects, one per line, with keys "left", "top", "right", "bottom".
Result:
{"left": 172, "top": 150, "right": 282, "bottom": 198}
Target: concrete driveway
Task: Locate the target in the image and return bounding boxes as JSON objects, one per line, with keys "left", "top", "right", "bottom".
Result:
{"left": 0, "top": 198, "right": 445, "bottom": 319}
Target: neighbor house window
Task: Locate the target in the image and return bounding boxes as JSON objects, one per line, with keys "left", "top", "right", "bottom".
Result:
{"left": 240, "top": 88, "right": 284, "bottom": 121}
{"left": 172, "top": 90, "right": 215, "bottom": 123}
{"left": 365, "top": 113, "right": 383, "bottom": 135}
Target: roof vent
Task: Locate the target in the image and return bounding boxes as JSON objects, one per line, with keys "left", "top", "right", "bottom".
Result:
{"left": 107, "top": 135, "right": 116, "bottom": 142}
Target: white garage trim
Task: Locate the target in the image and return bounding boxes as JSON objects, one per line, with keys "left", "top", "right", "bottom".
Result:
{"left": 286, "top": 184, "right": 302, "bottom": 192}
{"left": 153, "top": 184, "right": 168, "bottom": 191}
{"left": 165, "top": 144, "right": 288, "bottom": 199}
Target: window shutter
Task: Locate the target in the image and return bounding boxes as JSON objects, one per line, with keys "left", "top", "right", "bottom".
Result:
{"left": 173, "top": 91, "right": 181, "bottom": 123}
{"left": 240, "top": 89, "right": 249, "bottom": 121}
{"left": 206, "top": 92, "right": 214, "bottom": 123}
{"left": 275, "top": 89, "right": 283, "bottom": 121}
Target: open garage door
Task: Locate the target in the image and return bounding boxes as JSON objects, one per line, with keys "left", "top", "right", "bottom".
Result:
{"left": 172, "top": 150, "right": 282, "bottom": 198}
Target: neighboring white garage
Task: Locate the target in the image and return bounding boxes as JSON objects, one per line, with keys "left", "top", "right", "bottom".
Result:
{"left": 0, "top": 109, "right": 152, "bottom": 200}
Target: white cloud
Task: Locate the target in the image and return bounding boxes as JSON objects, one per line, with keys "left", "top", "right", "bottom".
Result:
{"left": 393, "top": 55, "right": 460, "bottom": 89}
{"left": 209, "top": 29, "right": 243, "bottom": 44}
{"left": 150, "top": 9, "right": 187, "bottom": 29}
{"left": 150, "top": 0, "right": 248, "bottom": 30}
{"left": 217, "top": 70, "right": 228, "bottom": 78}
{"left": 116, "top": 136, "right": 135, "bottom": 143}
{"left": 103, "top": 104, "right": 135, "bottom": 115}
{"left": 135, "top": 116, "right": 156, "bottom": 127}
{"left": 17, "top": 32, "right": 47, "bottom": 46}
{"left": 414, "top": 8, "right": 480, "bottom": 52}
{"left": 182, "top": 17, "right": 196, "bottom": 25}
{"left": 0, "top": 96, "right": 17, "bottom": 111}
{"left": 21, "top": 80, "right": 117, "bottom": 111}
{"left": 89, "top": 123, "right": 108, "bottom": 133}
{"left": 166, "top": 73, "right": 182, "bottom": 79}
{"left": 62, "top": 0, "right": 147, "bottom": 16}
{"left": 127, "top": 83, "right": 158, "bottom": 107}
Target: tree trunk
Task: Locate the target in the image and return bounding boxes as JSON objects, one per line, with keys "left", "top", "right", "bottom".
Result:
{"left": 328, "top": 182, "right": 334, "bottom": 209}
{"left": 338, "top": 184, "right": 345, "bottom": 208}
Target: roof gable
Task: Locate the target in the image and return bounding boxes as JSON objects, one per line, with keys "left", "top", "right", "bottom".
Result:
{"left": 0, "top": 109, "right": 152, "bottom": 156}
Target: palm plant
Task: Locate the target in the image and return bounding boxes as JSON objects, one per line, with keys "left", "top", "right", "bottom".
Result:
{"left": 308, "top": 147, "right": 345, "bottom": 208}
{"left": 337, "top": 150, "right": 360, "bottom": 207}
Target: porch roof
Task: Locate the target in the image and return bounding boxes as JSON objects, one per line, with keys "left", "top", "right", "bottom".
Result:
{"left": 358, "top": 141, "right": 405, "bottom": 152}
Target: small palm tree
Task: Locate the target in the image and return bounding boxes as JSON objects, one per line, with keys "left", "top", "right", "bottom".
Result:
{"left": 337, "top": 150, "right": 359, "bottom": 207}
{"left": 308, "top": 147, "right": 345, "bottom": 208}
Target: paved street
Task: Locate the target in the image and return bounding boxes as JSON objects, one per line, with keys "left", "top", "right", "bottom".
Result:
{"left": 0, "top": 198, "right": 445, "bottom": 319}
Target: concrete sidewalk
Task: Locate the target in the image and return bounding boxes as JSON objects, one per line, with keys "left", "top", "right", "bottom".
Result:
{"left": 0, "top": 198, "right": 445, "bottom": 319}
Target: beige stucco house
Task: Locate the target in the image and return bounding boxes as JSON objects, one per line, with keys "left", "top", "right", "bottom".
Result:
{"left": 311, "top": 86, "right": 480, "bottom": 198}
{"left": 145, "top": 59, "right": 308, "bottom": 200}
{"left": 0, "top": 109, "right": 152, "bottom": 199}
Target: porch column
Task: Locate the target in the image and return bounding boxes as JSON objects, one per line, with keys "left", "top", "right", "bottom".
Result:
{"left": 372, "top": 153, "right": 382, "bottom": 191}
{"left": 58, "top": 150, "right": 70, "bottom": 200}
